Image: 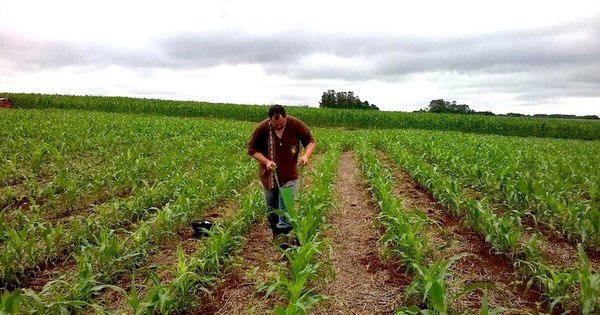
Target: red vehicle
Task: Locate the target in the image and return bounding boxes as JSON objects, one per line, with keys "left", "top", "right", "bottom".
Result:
{"left": 0, "top": 98, "right": 13, "bottom": 108}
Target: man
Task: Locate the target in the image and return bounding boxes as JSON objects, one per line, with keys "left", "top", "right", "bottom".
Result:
{"left": 247, "top": 104, "right": 315, "bottom": 239}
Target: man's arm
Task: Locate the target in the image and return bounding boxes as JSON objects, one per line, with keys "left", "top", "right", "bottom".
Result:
{"left": 248, "top": 120, "right": 276, "bottom": 170}
{"left": 299, "top": 141, "right": 315, "bottom": 166}
{"left": 288, "top": 116, "right": 315, "bottom": 166}
{"left": 252, "top": 152, "right": 276, "bottom": 170}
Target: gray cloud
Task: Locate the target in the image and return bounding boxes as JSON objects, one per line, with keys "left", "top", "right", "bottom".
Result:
{"left": 274, "top": 93, "right": 312, "bottom": 104}
{"left": 0, "top": 32, "right": 115, "bottom": 71}
{"left": 158, "top": 31, "right": 314, "bottom": 67}
{"left": 148, "top": 18, "right": 600, "bottom": 80}
{"left": 2, "top": 18, "right": 598, "bottom": 75}
{"left": 1, "top": 14, "right": 599, "bottom": 107}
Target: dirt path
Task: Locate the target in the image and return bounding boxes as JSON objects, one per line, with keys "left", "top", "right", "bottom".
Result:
{"left": 313, "top": 151, "right": 411, "bottom": 314}
{"left": 381, "top": 153, "right": 549, "bottom": 314}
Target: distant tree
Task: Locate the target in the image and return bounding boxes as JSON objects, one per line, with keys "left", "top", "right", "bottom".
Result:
{"left": 320, "top": 89, "right": 379, "bottom": 110}
{"left": 506, "top": 112, "right": 527, "bottom": 117}
{"left": 501, "top": 112, "right": 598, "bottom": 120}
{"left": 533, "top": 113, "right": 600, "bottom": 120}
{"left": 582, "top": 115, "right": 600, "bottom": 120}
{"left": 550, "top": 114, "right": 577, "bottom": 119}
{"left": 320, "top": 90, "right": 337, "bottom": 108}
{"left": 426, "top": 99, "right": 474, "bottom": 114}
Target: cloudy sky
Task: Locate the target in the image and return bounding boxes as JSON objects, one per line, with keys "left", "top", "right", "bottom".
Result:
{"left": 1, "top": 0, "right": 600, "bottom": 115}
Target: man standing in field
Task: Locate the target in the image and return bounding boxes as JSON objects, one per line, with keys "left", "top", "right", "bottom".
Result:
{"left": 247, "top": 104, "right": 315, "bottom": 241}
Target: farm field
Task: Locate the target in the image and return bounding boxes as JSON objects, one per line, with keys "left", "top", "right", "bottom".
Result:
{"left": 1, "top": 104, "right": 599, "bottom": 314}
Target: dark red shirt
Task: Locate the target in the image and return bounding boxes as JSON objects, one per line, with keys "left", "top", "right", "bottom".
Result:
{"left": 247, "top": 115, "right": 315, "bottom": 189}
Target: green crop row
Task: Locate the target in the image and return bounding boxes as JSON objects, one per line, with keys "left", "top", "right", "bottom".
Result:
{"left": 374, "top": 134, "right": 599, "bottom": 314}
{"left": 2, "top": 102, "right": 599, "bottom": 314}
{"left": 0, "top": 110, "right": 257, "bottom": 287}
{"left": 1, "top": 158, "right": 256, "bottom": 314}
{"left": 266, "top": 144, "right": 340, "bottom": 314}
{"left": 371, "top": 129, "right": 600, "bottom": 250}
{"left": 0, "top": 109, "right": 254, "bottom": 215}
{"left": 356, "top": 141, "right": 490, "bottom": 314}
{"left": 5, "top": 93, "right": 600, "bottom": 140}
{"left": 110, "top": 184, "right": 266, "bottom": 314}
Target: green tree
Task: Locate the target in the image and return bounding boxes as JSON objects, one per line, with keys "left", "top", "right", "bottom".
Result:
{"left": 426, "top": 99, "right": 474, "bottom": 114}
{"left": 320, "top": 90, "right": 337, "bottom": 108}
{"left": 319, "top": 89, "right": 379, "bottom": 110}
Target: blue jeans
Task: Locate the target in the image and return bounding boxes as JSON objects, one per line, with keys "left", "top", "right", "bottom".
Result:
{"left": 263, "top": 180, "right": 297, "bottom": 231}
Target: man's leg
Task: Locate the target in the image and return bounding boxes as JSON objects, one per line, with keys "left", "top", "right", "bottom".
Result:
{"left": 263, "top": 186, "right": 279, "bottom": 232}
{"left": 275, "top": 180, "right": 297, "bottom": 232}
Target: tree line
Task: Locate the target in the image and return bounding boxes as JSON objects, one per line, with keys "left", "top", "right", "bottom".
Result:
{"left": 419, "top": 99, "right": 599, "bottom": 120}
{"left": 318, "top": 92, "right": 598, "bottom": 120}
{"left": 417, "top": 99, "right": 495, "bottom": 115}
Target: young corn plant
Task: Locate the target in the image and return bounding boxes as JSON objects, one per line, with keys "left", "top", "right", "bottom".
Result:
{"left": 0, "top": 214, "right": 8, "bottom": 243}
{"left": 577, "top": 244, "right": 600, "bottom": 314}
{"left": 404, "top": 254, "right": 468, "bottom": 315}
{"left": 379, "top": 206, "right": 429, "bottom": 273}
{"left": 122, "top": 275, "right": 153, "bottom": 315}
{"left": 478, "top": 289, "right": 505, "bottom": 315}
{"left": 69, "top": 253, "right": 98, "bottom": 303}
{"left": 0, "top": 223, "right": 37, "bottom": 287}
{"left": 511, "top": 233, "right": 570, "bottom": 312}
{"left": 271, "top": 242, "right": 324, "bottom": 314}
{"left": 141, "top": 248, "right": 211, "bottom": 314}
{"left": 137, "top": 273, "right": 176, "bottom": 315}
{"left": 83, "top": 227, "right": 146, "bottom": 285}
{"left": 0, "top": 289, "right": 22, "bottom": 315}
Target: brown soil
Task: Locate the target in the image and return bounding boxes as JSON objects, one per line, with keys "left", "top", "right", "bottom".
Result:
{"left": 1, "top": 193, "right": 30, "bottom": 211}
{"left": 18, "top": 256, "right": 77, "bottom": 292}
{"left": 313, "top": 151, "right": 411, "bottom": 314}
{"left": 379, "top": 152, "right": 553, "bottom": 314}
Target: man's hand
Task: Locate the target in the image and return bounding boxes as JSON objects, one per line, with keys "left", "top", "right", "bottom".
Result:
{"left": 299, "top": 155, "right": 309, "bottom": 166}
{"left": 266, "top": 160, "right": 277, "bottom": 170}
